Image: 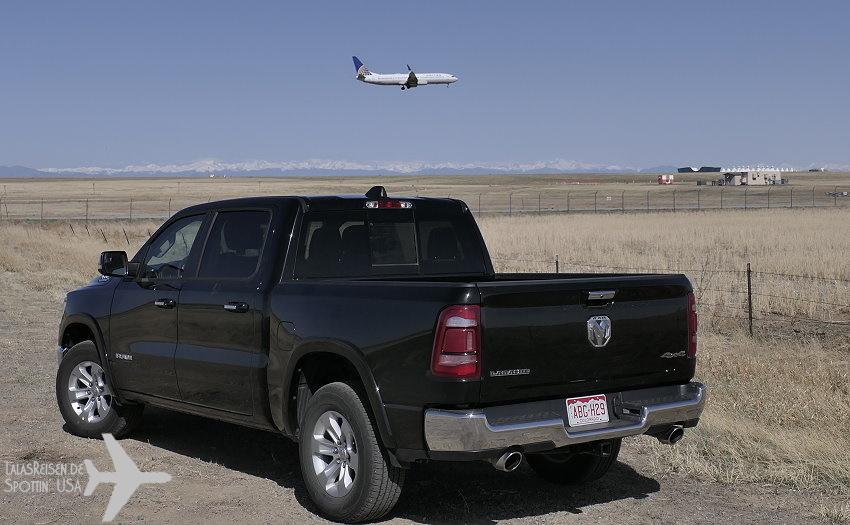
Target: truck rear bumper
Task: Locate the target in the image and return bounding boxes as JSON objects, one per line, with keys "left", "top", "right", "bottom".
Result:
{"left": 424, "top": 382, "right": 706, "bottom": 452}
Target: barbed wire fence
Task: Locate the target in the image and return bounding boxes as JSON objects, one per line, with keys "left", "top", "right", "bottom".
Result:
{"left": 490, "top": 256, "right": 850, "bottom": 337}
{"left": 1, "top": 185, "right": 850, "bottom": 220}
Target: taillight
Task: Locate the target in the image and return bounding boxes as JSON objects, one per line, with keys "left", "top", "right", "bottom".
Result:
{"left": 365, "top": 200, "right": 413, "bottom": 209}
{"left": 687, "top": 292, "right": 698, "bottom": 357}
{"left": 431, "top": 305, "right": 481, "bottom": 379}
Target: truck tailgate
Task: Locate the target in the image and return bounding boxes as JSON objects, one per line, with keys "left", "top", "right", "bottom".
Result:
{"left": 476, "top": 274, "right": 695, "bottom": 405}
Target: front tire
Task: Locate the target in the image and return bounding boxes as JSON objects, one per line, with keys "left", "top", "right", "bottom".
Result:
{"left": 56, "top": 341, "right": 143, "bottom": 438}
{"left": 526, "top": 438, "right": 621, "bottom": 484}
{"left": 299, "top": 382, "right": 405, "bottom": 522}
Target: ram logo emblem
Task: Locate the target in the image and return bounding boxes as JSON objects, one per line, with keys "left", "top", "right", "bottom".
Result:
{"left": 587, "top": 316, "right": 612, "bottom": 348}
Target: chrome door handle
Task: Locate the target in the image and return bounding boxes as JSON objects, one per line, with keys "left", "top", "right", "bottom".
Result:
{"left": 154, "top": 298, "right": 176, "bottom": 309}
{"left": 223, "top": 302, "right": 249, "bottom": 313}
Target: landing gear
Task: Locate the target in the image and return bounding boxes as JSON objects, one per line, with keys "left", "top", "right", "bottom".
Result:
{"left": 401, "top": 86, "right": 405, "bottom": 90}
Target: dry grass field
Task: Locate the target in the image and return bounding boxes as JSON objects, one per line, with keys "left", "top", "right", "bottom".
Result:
{"left": 1, "top": 174, "right": 849, "bottom": 522}
{"left": 1, "top": 171, "right": 849, "bottom": 219}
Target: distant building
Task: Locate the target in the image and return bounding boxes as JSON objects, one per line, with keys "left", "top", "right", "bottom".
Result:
{"left": 678, "top": 166, "right": 721, "bottom": 173}
{"left": 723, "top": 169, "right": 783, "bottom": 186}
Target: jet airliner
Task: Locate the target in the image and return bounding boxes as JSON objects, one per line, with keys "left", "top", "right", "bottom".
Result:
{"left": 84, "top": 434, "right": 172, "bottom": 522}
{"left": 353, "top": 56, "right": 458, "bottom": 90}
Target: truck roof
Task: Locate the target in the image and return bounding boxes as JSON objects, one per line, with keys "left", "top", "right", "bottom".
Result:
{"left": 174, "top": 191, "right": 469, "bottom": 215}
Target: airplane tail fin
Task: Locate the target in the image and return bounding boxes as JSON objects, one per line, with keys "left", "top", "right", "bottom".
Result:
{"left": 83, "top": 459, "right": 103, "bottom": 496}
{"left": 352, "top": 56, "right": 371, "bottom": 77}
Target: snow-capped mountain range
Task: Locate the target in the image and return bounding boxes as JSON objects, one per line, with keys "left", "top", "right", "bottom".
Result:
{"left": 1, "top": 159, "right": 654, "bottom": 178}
{"left": 0, "top": 159, "right": 837, "bottom": 178}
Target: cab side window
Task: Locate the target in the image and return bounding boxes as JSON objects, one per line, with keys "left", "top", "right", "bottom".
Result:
{"left": 144, "top": 215, "right": 205, "bottom": 279}
{"left": 198, "top": 210, "right": 271, "bottom": 279}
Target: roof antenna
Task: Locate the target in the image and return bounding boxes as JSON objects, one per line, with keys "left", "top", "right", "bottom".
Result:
{"left": 365, "top": 186, "right": 387, "bottom": 199}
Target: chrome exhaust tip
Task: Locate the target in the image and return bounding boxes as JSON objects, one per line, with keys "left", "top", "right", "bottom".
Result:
{"left": 656, "top": 426, "right": 685, "bottom": 445}
{"left": 491, "top": 450, "right": 523, "bottom": 472}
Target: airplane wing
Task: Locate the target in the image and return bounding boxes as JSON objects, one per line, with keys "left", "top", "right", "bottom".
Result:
{"left": 406, "top": 70, "right": 418, "bottom": 87}
{"left": 103, "top": 434, "right": 140, "bottom": 474}
{"left": 102, "top": 480, "right": 142, "bottom": 522}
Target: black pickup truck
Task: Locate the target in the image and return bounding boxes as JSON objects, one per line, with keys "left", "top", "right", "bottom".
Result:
{"left": 56, "top": 186, "right": 705, "bottom": 522}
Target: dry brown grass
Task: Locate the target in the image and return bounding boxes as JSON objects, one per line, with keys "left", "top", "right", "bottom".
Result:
{"left": 478, "top": 208, "right": 850, "bottom": 332}
{"left": 0, "top": 220, "right": 158, "bottom": 298}
{"left": 1, "top": 186, "right": 848, "bottom": 502}
{"left": 2, "top": 172, "right": 849, "bottom": 219}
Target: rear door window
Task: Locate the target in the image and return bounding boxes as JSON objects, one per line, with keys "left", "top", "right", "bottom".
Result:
{"left": 197, "top": 210, "right": 271, "bottom": 280}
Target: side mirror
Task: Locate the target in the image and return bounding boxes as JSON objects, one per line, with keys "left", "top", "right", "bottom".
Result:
{"left": 98, "top": 251, "right": 128, "bottom": 277}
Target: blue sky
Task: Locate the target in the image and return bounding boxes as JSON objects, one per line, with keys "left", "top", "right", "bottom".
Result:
{"left": 1, "top": 1, "right": 848, "bottom": 170}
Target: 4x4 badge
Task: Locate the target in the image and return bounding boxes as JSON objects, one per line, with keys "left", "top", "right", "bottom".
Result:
{"left": 587, "top": 316, "right": 612, "bottom": 347}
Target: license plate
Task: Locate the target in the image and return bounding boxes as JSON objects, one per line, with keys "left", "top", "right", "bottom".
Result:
{"left": 566, "top": 394, "right": 609, "bottom": 427}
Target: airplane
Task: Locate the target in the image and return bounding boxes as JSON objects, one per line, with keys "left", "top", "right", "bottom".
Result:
{"left": 352, "top": 56, "right": 458, "bottom": 90}
{"left": 84, "top": 433, "right": 172, "bottom": 522}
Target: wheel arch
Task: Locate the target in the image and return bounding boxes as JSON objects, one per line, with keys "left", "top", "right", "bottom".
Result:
{"left": 276, "top": 340, "right": 397, "bottom": 453}
{"left": 57, "top": 314, "right": 124, "bottom": 402}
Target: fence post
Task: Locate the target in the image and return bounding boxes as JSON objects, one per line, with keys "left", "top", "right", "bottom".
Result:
{"left": 744, "top": 187, "right": 748, "bottom": 209}
{"left": 697, "top": 189, "right": 701, "bottom": 210}
{"left": 509, "top": 194, "right": 512, "bottom": 216}
{"left": 621, "top": 191, "right": 625, "bottom": 212}
{"left": 747, "top": 262, "right": 753, "bottom": 337}
{"left": 85, "top": 199, "right": 89, "bottom": 224}
{"left": 567, "top": 192, "right": 570, "bottom": 212}
{"left": 593, "top": 192, "right": 598, "bottom": 213}
{"left": 835, "top": 186, "right": 838, "bottom": 206}
{"left": 555, "top": 255, "right": 559, "bottom": 274}
{"left": 168, "top": 198, "right": 172, "bottom": 217}
{"left": 538, "top": 193, "right": 541, "bottom": 214}
{"left": 673, "top": 190, "right": 676, "bottom": 212}
{"left": 790, "top": 188, "right": 793, "bottom": 209}
{"left": 767, "top": 186, "right": 771, "bottom": 208}
{"left": 720, "top": 188, "right": 724, "bottom": 209}
{"left": 478, "top": 194, "right": 481, "bottom": 215}
{"left": 812, "top": 186, "right": 815, "bottom": 207}
{"left": 646, "top": 191, "right": 649, "bottom": 211}
{"left": 40, "top": 199, "right": 44, "bottom": 223}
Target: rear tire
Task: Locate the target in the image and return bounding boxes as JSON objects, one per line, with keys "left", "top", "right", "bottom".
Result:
{"left": 56, "top": 341, "right": 143, "bottom": 438}
{"left": 298, "top": 382, "right": 405, "bottom": 522}
{"left": 526, "top": 438, "right": 621, "bottom": 484}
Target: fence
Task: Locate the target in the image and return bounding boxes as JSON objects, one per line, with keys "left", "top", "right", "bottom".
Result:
{"left": 490, "top": 256, "right": 850, "bottom": 337}
{"left": 1, "top": 185, "right": 850, "bottom": 220}
{"left": 462, "top": 186, "right": 850, "bottom": 214}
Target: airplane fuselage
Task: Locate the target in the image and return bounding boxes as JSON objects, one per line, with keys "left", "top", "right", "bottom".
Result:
{"left": 352, "top": 57, "right": 457, "bottom": 90}
{"left": 358, "top": 72, "right": 458, "bottom": 86}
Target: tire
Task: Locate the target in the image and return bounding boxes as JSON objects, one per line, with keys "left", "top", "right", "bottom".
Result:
{"left": 298, "top": 382, "right": 405, "bottom": 523}
{"left": 526, "top": 438, "right": 621, "bottom": 485}
{"left": 56, "top": 341, "right": 143, "bottom": 439}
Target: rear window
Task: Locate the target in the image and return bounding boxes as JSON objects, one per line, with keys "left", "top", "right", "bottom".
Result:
{"left": 294, "top": 209, "right": 487, "bottom": 278}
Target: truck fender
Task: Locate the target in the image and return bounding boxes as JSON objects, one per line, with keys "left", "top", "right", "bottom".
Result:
{"left": 271, "top": 338, "right": 397, "bottom": 451}
{"left": 57, "top": 313, "right": 124, "bottom": 403}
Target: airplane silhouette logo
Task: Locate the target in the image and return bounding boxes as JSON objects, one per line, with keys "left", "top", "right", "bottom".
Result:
{"left": 84, "top": 433, "right": 172, "bottom": 522}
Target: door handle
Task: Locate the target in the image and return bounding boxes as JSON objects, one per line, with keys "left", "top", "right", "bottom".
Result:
{"left": 154, "top": 298, "right": 176, "bottom": 309}
{"left": 223, "top": 302, "right": 249, "bottom": 313}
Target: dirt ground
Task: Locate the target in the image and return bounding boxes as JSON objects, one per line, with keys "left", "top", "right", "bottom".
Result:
{"left": 0, "top": 269, "right": 844, "bottom": 524}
